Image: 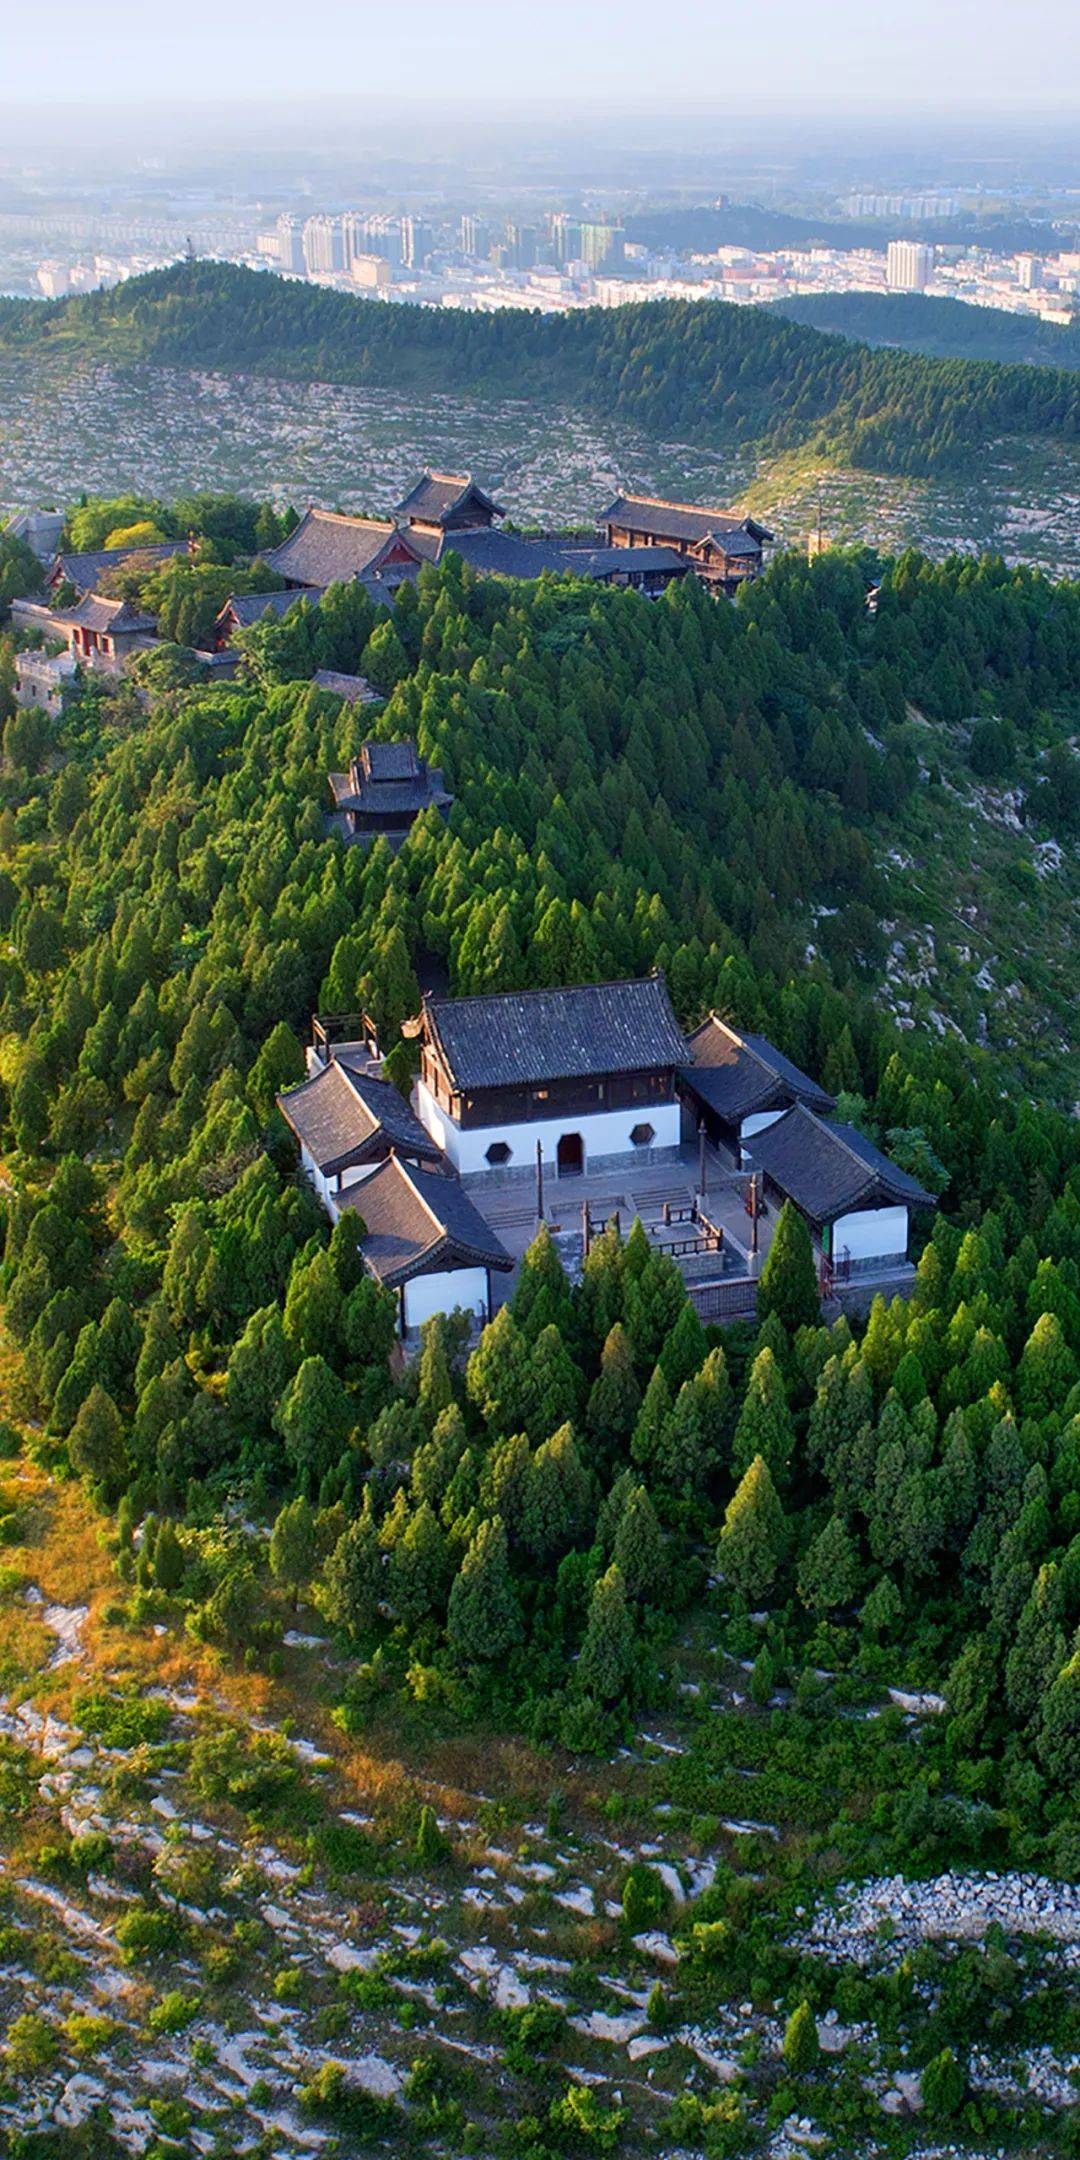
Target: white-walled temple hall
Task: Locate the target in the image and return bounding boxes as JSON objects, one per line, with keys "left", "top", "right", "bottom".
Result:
{"left": 276, "top": 1056, "right": 442, "bottom": 1210}
{"left": 679, "top": 1014, "right": 836, "bottom": 1160}
{"left": 745, "top": 1103, "right": 935, "bottom": 1277}
{"left": 409, "top": 975, "right": 687, "bottom": 1179}
{"left": 334, "top": 1154, "right": 513, "bottom": 1332}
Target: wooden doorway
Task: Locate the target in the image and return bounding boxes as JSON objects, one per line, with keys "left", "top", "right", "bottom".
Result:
{"left": 556, "top": 1132, "right": 584, "bottom": 1178}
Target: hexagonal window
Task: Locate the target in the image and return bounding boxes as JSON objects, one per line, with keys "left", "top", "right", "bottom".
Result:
{"left": 630, "top": 1123, "right": 656, "bottom": 1148}
{"left": 485, "top": 1141, "right": 512, "bottom": 1166}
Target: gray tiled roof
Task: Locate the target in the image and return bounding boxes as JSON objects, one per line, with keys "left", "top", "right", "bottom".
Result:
{"left": 363, "top": 739, "right": 418, "bottom": 780}
{"left": 599, "top": 493, "right": 773, "bottom": 548}
{"left": 52, "top": 542, "right": 186, "bottom": 594}
{"left": 336, "top": 1153, "right": 512, "bottom": 1286}
{"left": 395, "top": 470, "right": 504, "bottom": 525}
{"left": 277, "top": 1062, "right": 441, "bottom": 1176}
{"left": 747, "top": 1105, "right": 935, "bottom": 1226}
{"left": 57, "top": 593, "right": 156, "bottom": 634}
{"left": 565, "top": 544, "right": 689, "bottom": 580}
{"left": 311, "top": 670, "right": 380, "bottom": 704}
{"left": 422, "top": 975, "right": 686, "bottom": 1091}
{"left": 330, "top": 737, "right": 452, "bottom": 818}
{"left": 682, "top": 1017, "right": 835, "bottom": 1125}
{"left": 263, "top": 510, "right": 421, "bottom": 588}
{"left": 436, "top": 528, "right": 584, "bottom": 578}
{"left": 219, "top": 588, "right": 323, "bottom": 629}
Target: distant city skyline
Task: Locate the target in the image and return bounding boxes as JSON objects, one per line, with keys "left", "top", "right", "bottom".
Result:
{"left": 3, "top": 0, "right": 1078, "bottom": 117}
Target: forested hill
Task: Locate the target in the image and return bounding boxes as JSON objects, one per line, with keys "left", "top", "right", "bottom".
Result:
{"left": 5, "top": 259, "right": 1080, "bottom": 478}
{"left": 773, "top": 291, "right": 1080, "bottom": 372}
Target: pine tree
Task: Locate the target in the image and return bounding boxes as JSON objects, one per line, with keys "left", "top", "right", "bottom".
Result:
{"left": 226, "top": 1306, "right": 293, "bottom": 1433}
{"left": 521, "top": 1423, "right": 590, "bottom": 1562}
{"left": 782, "top": 2000, "right": 820, "bottom": 2075}
{"left": 152, "top": 1519, "right": 185, "bottom": 1593}
{"left": 658, "top": 1301, "right": 708, "bottom": 1392}
{"left": 757, "top": 1200, "right": 820, "bottom": 1334}
{"left": 1018, "top": 1311, "right": 1077, "bottom": 1420}
{"left": 797, "top": 1513, "right": 860, "bottom": 1614}
{"left": 134, "top": 1299, "right": 181, "bottom": 1400}
{"left": 320, "top": 1503, "right": 382, "bottom": 1636}
{"left": 269, "top": 1495, "right": 317, "bottom": 1608}
{"left": 512, "top": 1224, "right": 574, "bottom": 1341}
{"left": 390, "top": 1500, "right": 449, "bottom": 1625}
{"left": 283, "top": 1248, "right": 343, "bottom": 1364}
{"left": 630, "top": 1364, "right": 672, "bottom": 1474}
{"left": 465, "top": 1305, "right": 529, "bottom": 1435}
{"left": 417, "top": 1315, "right": 455, "bottom": 1420}
{"left": 718, "top": 1456, "right": 787, "bottom": 1599}
{"left": 612, "top": 1484, "right": 664, "bottom": 1604}
{"left": 860, "top": 1572, "right": 902, "bottom": 1639}
{"left": 578, "top": 1220, "right": 625, "bottom": 1351}
{"left": 732, "top": 1347, "right": 794, "bottom": 1483}
{"left": 446, "top": 1518, "right": 522, "bottom": 1664}
{"left": 921, "top": 2048, "right": 967, "bottom": 2120}
{"left": 577, "top": 1563, "right": 636, "bottom": 1704}
{"left": 1037, "top": 1634, "right": 1080, "bottom": 1784}
{"left": 249, "top": 1021, "right": 305, "bottom": 1121}
{"left": 586, "top": 1323, "right": 641, "bottom": 1452}
{"left": 276, "top": 1356, "right": 353, "bottom": 1483}
{"left": 523, "top": 1322, "right": 580, "bottom": 1443}
{"left": 68, "top": 1384, "right": 126, "bottom": 1489}
{"left": 415, "top": 1803, "right": 448, "bottom": 1865}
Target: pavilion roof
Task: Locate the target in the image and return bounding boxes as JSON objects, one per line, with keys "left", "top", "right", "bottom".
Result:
{"left": 335, "top": 1153, "right": 512, "bottom": 1286}
{"left": 420, "top": 975, "right": 686, "bottom": 1092}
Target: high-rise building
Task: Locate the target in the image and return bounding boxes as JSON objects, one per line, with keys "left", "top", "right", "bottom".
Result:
{"left": 550, "top": 213, "right": 583, "bottom": 264}
{"left": 342, "top": 213, "right": 402, "bottom": 270}
{"left": 460, "top": 213, "right": 489, "bottom": 259}
{"left": 303, "top": 215, "right": 344, "bottom": 276}
{"left": 275, "top": 214, "right": 306, "bottom": 274}
{"left": 886, "top": 239, "right": 934, "bottom": 292}
{"left": 401, "top": 216, "right": 433, "bottom": 270}
{"left": 1016, "top": 254, "right": 1043, "bottom": 290}
{"left": 504, "top": 222, "right": 537, "bottom": 270}
{"left": 579, "top": 221, "right": 624, "bottom": 271}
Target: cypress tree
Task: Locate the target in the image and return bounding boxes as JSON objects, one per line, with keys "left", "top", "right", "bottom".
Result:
{"left": 718, "top": 1456, "right": 787, "bottom": 1598}
{"left": 586, "top": 1323, "right": 642, "bottom": 1451}
{"left": 612, "top": 1484, "right": 664, "bottom": 1604}
{"left": 447, "top": 1518, "right": 522, "bottom": 1664}
{"left": 732, "top": 1347, "right": 795, "bottom": 1484}
{"left": 757, "top": 1199, "right": 820, "bottom": 1335}
{"left": 577, "top": 1563, "right": 636, "bottom": 1704}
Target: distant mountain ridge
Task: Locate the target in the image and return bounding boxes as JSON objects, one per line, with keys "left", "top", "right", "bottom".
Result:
{"left": 3, "top": 259, "right": 1080, "bottom": 481}
{"left": 771, "top": 290, "right": 1080, "bottom": 372}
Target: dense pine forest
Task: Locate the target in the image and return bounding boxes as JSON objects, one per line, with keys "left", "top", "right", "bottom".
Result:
{"left": 773, "top": 291, "right": 1080, "bottom": 371}
{"left": 4, "top": 258, "right": 1080, "bottom": 478}
{"left": 3, "top": 535, "right": 1080, "bottom": 2151}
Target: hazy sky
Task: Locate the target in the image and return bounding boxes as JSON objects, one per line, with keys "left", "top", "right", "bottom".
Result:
{"left": 5, "top": 0, "right": 1078, "bottom": 113}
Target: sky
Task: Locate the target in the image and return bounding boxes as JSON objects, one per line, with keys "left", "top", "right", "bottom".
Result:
{"left": 3, "top": 0, "right": 1078, "bottom": 115}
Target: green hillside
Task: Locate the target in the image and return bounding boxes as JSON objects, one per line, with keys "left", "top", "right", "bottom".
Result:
{"left": 4, "top": 258, "right": 1080, "bottom": 479}
{"left": 2, "top": 539, "right": 1080, "bottom": 2149}
{"left": 773, "top": 290, "right": 1080, "bottom": 370}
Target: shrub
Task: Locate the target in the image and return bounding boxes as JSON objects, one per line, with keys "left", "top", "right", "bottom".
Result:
{"left": 73, "top": 1688, "right": 170, "bottom": 1750}
{"left": 782, "top": 1999, "right": 820, "bottom": 2075}
{"left": 148, "top": 1990, "right": 201, "bottom": 2035}
{"left": 621, "top": 1862, "right": 668, "bottom": 1930}
{"left": 415, "top": 1803, "right": 449, "bottom": 1865}
{"left": 921, "top": 2046, "right": 967, "bottom": 2118}
{"left": 115, "top": 1906, "right": 181, "bottom": 1964}
{"left": 549, "top": 2082, "right": 627, "bottom": 2150}
{"left": 5, "top": 2011, "right": 58, "bottom": 2074}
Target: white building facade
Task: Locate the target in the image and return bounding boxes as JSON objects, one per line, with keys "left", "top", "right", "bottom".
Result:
{"left": 410, "top": 976, "right": 689, "bottom": 1184}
